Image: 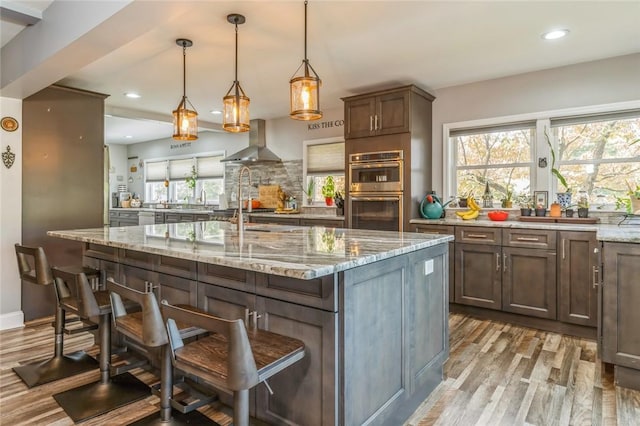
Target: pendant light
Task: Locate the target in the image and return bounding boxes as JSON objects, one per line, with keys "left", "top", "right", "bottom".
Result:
{"left": 223, "top": 14, "right": 250, "bottom": 133}
{"left": 289, "top": 0, "right": 322, "bottom": 121}
{"left": 172, "top": 38, "right": 198, "bottom": 140}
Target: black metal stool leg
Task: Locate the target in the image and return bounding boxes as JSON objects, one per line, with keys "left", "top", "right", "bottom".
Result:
{"left": 129, "top": 346, "right": 219, "bottom": 425}
{"left": 53, "top": 313, "right": 150, "bottom": 423}
{"left": 12, "top": 303, "right": 98, "bottom": 388}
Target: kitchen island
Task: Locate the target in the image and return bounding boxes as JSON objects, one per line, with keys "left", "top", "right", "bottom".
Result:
{"left": 49, "top": 222, "right": 453, "bottom": 425}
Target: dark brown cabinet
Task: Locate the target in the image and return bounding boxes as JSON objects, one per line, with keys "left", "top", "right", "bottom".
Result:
{"left": 455, "top": 243, "right": 502, "bottom": 310}
{"left": 109, "top": 210, "right": 139, "bottom": 227}
{"left": 344, "top": 90, "right": 410, "bottom": 138}
{"left": 602, "top": 242, "right": 640, "bottom": 375}
{"left": 558, "top": 231, "right": 598, "bottom": 326}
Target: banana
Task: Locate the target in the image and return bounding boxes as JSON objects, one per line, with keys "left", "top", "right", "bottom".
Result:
{"left": 456, "top": 210, "right": 471, "bottom": 217}
{"left": 462, "top": 209, "right": 480, "bottom": 220}
{"left": 467, "top": 197, "right": 481, "bottom": 212}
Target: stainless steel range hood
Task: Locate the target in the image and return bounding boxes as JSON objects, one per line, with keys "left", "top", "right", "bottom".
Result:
{"left": 221, "top": 119, "right": 281, "bottom": 163}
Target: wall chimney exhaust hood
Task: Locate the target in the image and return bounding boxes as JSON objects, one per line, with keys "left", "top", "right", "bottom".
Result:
{"left": 221, "top": 119, "right": 281, "bottom": 163}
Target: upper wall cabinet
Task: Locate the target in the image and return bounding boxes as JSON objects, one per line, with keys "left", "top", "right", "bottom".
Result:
{"left": 342, "top": 85, "right": 434, "bottom": 139}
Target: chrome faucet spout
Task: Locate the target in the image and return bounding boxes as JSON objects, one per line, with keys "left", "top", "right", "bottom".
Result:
{"left": 237, "top": 166, "right": 252, "bottom": 231}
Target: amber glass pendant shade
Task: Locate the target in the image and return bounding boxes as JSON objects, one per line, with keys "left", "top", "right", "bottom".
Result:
{"left": 172, "top": 38, "right": 198, "bottom": 141}
{"left": 289, "top": 1, "right": 322, "bottom": 121}
{"left": 223, "top": 82, "right": 250, "bottom": 133}
{"left": 223, "top": 14, "right": 250, "bottom": 133}
{"left": 172, "top": 98, "right": 198, "bottom": 140}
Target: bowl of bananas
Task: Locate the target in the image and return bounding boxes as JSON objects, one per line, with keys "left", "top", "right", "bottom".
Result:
{"left": 455, "top": 197, "right": 481, "bottom": 220}
{"left": 487, "top": 210, "right": 509, "bottom": 221}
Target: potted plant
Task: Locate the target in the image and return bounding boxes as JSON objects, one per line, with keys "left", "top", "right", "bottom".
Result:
{"left": 544, "top": 127, "right": 572, "bottom": 208}
{"left": 565, "top": 205, "right": 575, "bottom": 217}
{"left": 185, "top": 166, "right": 197, "bottom": 190}
{"left": 322, "top": 176, "right": 336, "bottom": 206}
{"left": 577, "top": 195, "right": 589, "bottom": 218}
{"left": 535, "top": 202, "right": 547, "bottom": 217}
{"left": 615, "top": 180, "right": 640, "bottom": 214}
{"left": 501, "top": 186, "right": 514, "bottom": 209}
{"left": 517, "top": 194, "right": 533, "bottom": 216}
{"left": 303, "top": 179, "right": 315, "bottom": 205}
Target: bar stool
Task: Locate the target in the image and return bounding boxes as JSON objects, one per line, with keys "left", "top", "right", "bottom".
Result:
{"left": 13, "top": 243, "right": 100, "bottom": 388}
{"left": 161, "top": 301, "right": 306, "bottom": 426}
{"left": 107, "top": 279, "right": 217, "bottom": 425}
{"left": 51, "top": 268, "right": 150, "bottom": 423}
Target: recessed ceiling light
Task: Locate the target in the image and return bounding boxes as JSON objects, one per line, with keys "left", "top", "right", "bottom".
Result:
{"left": 124, "top": 92, "right": 141, "bottom": 98}
{"left": 542, "top": 29, "right": 569, "bottom": 40}
{"left": 210, "top": 110, "right": 222, "bottom": 115}
{"left": 125, "top": 135, "right": 133, "bottom": 139}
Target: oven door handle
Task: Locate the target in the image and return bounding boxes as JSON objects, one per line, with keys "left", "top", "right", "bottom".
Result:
{"left": 350, "top": 195, "right": 402, "bottom": 202}
{"left": 349, "top": 161, "right": 401, "bottom": 170}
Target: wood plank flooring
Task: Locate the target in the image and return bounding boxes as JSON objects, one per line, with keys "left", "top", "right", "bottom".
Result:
{"left": 1, "top": 314, "right": 639, "bottom": 425}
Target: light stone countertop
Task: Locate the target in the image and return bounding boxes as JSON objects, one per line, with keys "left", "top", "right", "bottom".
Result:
{"left": 49, "top": 222, "right": 452, "bottom": 280}
{"left": 410, "top": 218, "right": 640, "bottom": 243}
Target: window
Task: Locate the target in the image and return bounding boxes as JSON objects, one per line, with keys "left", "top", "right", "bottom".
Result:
{"left": 145, "top": 154, "right": 225, "bottom": 204}
{"left": 446, "top": 107, "right": 640, "bottom": 211}
{"left": 451, "top": 122, "right": 535, "bottom": 206}
{"left": 551, "top": 111, "right": 640, "bottom": 209}
{"left": 304, "top": 139, "right": 345, "bottom": 204}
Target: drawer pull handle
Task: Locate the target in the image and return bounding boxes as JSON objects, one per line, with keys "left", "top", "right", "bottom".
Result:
{"left": 562, "top": 238, "right": 566, "bottom": 260}
{"left": 496, "top": 253, "right": 500, "bottom": 271}
{"left": 503, "top": 253, "right": 508, "bottom": 272}
{"left": 467, "top": 234, "right": 488, "bottom": 239}
{"left": 370, "top": 116, "right": 374, "bottom": 132}
{"left": 516, "top": 237, "right": 540, "bottom": 242}
{"left": 592, "top": 266, "right": 599, "bottom": 289}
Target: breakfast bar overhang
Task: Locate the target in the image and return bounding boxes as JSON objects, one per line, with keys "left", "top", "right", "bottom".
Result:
{"left": 49, "top": 222, "right": 452, "bottom": 425}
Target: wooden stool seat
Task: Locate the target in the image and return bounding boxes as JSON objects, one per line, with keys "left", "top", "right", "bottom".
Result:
{"left": 175, "top": 328, "right": 305, "bottom": 385}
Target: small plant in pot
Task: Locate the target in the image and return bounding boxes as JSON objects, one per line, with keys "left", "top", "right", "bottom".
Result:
{"left": 565, "top": 205, "right": 575, "bottom": 218}
{"left": 545, "top": 127, "right": 572, "bottom": 208}
{"left": 322, "top": 176, "right": 336, "bottom": 206}
{"left": 577, "top": 195, "right": 589, "bottom": 218}
{"left": 501, "top": 186, "right": 514, "bottom": 209}
{"left": 517, "top": 194, "right": 533, "bottom": 216}
{"left": 535, "top": 203, "right": 547, "bottom": 217}
{"left": 333, "top": 191, "right": 344, "bottom": 216}
{"left": 302, "top": 178, "right": 315, "bottom": 205}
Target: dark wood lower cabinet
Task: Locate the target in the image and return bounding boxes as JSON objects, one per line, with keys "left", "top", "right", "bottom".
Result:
{"left": 502, "top": 246, "right": 556, "bottom": 319}
{"left": 602, "top": 242, "right": 640, "bottom": 377}
{"left": 455, "top": 243, "right": 502, "bottom": 310}
{"left": 559, "top": 231, "right": 598, "bottom": 326}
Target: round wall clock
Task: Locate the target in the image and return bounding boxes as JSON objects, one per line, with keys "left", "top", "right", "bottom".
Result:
{"left": 1, "top": 117, "right": 19, "bottom": 132}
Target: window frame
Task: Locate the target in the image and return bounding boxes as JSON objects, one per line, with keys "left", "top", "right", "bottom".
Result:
{"left": 303, "top": 136, "right": 345, "bottom": 204}
{"left": 443, "top": 100, "right": 640, "bottom": 211}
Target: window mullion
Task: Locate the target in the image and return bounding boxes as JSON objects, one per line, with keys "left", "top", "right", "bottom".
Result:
{"left": 536, "top": 119, "right": 551, "bottom": 196}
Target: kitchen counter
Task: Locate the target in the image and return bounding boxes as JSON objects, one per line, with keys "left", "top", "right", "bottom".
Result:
{"left": 49, "top": 222, "right": 451, "bottom": 280}
{"left": 48, "top": 221, "right": 452, "bottom": 425}
{"left": 248, "top": 212, "right": 346, "bottom": 221}
{"left": 110, "top": 207, "right": 216, "bottom": 214}
{"left": 410, "top": 217, "right": 640, "bottom": 243}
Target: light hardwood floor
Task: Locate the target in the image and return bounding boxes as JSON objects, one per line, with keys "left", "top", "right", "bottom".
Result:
{"left": 1, "top": 314, "right": 639, "bottom": 425}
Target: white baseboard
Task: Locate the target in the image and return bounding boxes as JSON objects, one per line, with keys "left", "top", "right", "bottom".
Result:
{"left": 0, "top": 311, "right": 24, "bottom": 330}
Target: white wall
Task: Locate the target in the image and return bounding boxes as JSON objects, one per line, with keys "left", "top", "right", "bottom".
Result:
{"left": 0, "top": 97, "right": 24, "bottom": 329}
{"left": 431, "top": 53, "right": 640, "bottom": 194}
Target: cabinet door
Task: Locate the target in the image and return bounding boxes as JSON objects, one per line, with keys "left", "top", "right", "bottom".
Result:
{"left": 558, "top": 231, "right": 597, "bottom": 326}
{"left": 255, "top": 296, "right": 337, "bottom": 426}
{"left": 197, "top": 281, "right": 254, "bottom": 321}
{"left": 454, "top": 243, "right": 501, "bottom": 310}
{"left": 502, "top": 247, "right": 557, "bottom": 319}
{"left": 164, "top": 213, "right": 180, "bottom": 223}
{"left": 602, "top": 242, "right": 640, "bottom": 368}
{"left": 154, "top": 272, "right": 197, "bottom": 306}
{"left": 376, "top": 90, "right": 410, "bottom": 136}
{"left": 344, "top": 97, "right": 376, "bottom": 139}
{"left": 120, "top": 264, "right": 155, "bottom": 292}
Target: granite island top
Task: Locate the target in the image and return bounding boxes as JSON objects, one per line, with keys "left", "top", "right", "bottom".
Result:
{"left": 410, "top": 218, "right": 640, "bottom": 243}
{"left": 49, "top": 222, "right": 452, "bottom": 280}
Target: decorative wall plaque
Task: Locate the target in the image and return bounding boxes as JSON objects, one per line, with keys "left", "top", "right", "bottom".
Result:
{"left": 1, "top": 117, "right": 18, "bottom": 132}
{"left": 2, "top": 145, "right": 16, "bottom": 168}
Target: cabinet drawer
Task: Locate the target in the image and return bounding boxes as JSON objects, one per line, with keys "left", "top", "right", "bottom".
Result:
{"left": 118, "top": 211, "right": 139, "bottom": 220}
{"left": 194, "top": 214, "right": 210, "bottom": 222}
{"left": 456, "top": 226, "right": 501, "bottom": 245}
{"left": 157, "top": 256, "right": 197, "bottom": 280}
{"left": 198, "top": 262, "right": 254, "bottom": 293}
{"left": 84, "top": 242, "right": 118, "bottom": 261}
{"left": 412, "top": 224, "right": 454, "bottom": 235}
{"left": 503, "top": 228, "right": 556, "bottom": 249}
{"left": 255, "top": 273, "right": 336, "bottom": 312}
{"left": 119, "top": 248, "right": 156, "bottom": 270}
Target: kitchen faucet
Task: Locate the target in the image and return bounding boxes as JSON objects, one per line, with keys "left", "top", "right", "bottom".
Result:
{"left": 237, "top": 165, "right": 252, "bottom": 231}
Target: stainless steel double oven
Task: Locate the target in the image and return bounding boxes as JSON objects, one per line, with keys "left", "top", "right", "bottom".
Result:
{"left": 348, "top": 150, "right": 404, "bottom": 231}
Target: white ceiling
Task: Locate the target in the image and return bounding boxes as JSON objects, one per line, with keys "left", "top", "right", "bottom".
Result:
{"left": 2, "top": 1, "right": 640, "bottom": 145}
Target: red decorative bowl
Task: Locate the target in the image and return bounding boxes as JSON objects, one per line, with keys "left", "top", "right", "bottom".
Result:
{"left": 488, "top": 210, "right": 509, "bottom": 221}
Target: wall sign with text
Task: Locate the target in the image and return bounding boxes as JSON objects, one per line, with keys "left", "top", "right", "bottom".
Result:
{"left": 308, "top": 120, "right": 344, "bottom": 131}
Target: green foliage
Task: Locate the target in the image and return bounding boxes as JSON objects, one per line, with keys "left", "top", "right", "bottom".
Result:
{"left": 544, "top": 127, "right": 570, "bottom": 192}
{"left": 303, "top": 178, "right": 315, "bottom": 199}
{"left": 185, "top": 166, "right": 197, "bottom": 190}
{"left": 322, "top": 176, "right": 335, "bottom": 198}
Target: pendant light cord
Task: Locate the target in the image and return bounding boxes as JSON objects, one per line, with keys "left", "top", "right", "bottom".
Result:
{"left": 182, "top": 41, "right": 187, "bottom": 102}
{"left": 234, "top": 19, "right": 239, "bottom": 83}
{"left": 304, "top": 0, "right": 308, "bottom": 62}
